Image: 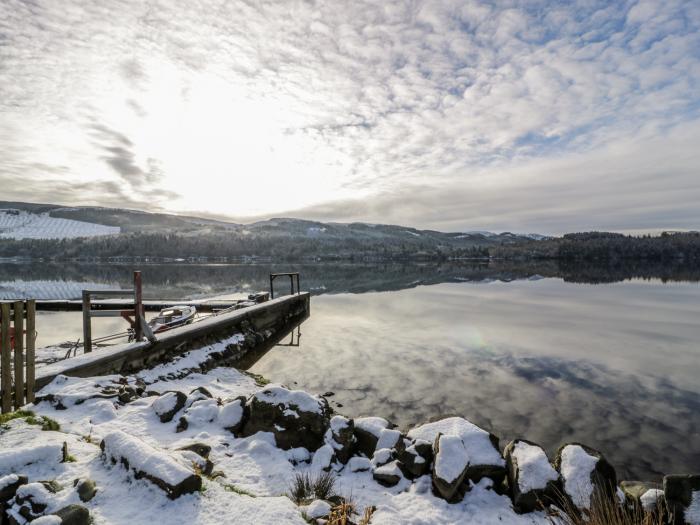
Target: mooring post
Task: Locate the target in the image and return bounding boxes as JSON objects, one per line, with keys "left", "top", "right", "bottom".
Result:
{"left": 25, "top": 299, "right": 36, "bottom": 403}
{"left": 82, "top": 291, "right": 92, "bottom": 353}
{"left": 134, "top": 271, "right": 143, "bottom": 342}
{"left": 13, "top": 301, "right": 24, "bottom": 409}
{"left": 0, "top": 303, "right": 11, "bottom": 413}
{"left": 270, "top": 274, "right": 274, "bottom": 299}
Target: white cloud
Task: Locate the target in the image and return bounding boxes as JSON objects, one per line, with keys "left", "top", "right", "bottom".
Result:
{"left": 0, "top": 0, "right": 698, "bottom": 231}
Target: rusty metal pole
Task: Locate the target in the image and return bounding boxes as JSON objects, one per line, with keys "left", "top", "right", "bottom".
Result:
{"left": 134, "top": 271, "right": 143, "bottom": 342}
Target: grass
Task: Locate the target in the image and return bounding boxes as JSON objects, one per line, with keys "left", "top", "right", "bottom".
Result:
{"left": 0, "top": 410, "right": 60, "bottom": 431}
{"left": 546, "top": 487, "right": 667, "bottom": 525}
{"left": 223, "top": 483, "right": 257, "bottom": 497}
{"left": 288, "top": 471, "right": 337, "bottom": 505}
{"left": 243, "top": 371, "right": 270, "bottom": 386}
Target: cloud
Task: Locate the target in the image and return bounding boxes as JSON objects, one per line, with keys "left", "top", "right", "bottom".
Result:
{"left": 0, "top": 0, "right": 698, "bottom": 229}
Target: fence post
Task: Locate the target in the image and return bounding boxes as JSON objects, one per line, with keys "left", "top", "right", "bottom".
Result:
{"left": 13, "top": 301, "right": 24, "bottom": 409}
{"left": 82, "top": 291, "right": 92, "bottom": 353}
{"left": 134, "top": 271, "right": 143, "bottom": 342}
{"left": 1, "top": 303, "right": 11, "bottom": 413}
{"left": 25, "top": 300, "right": 36, "bottom": 404}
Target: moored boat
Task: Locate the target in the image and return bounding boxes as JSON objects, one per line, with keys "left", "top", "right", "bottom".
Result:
{"left": 147, "top": 305, "right": 196, "bottom": 334}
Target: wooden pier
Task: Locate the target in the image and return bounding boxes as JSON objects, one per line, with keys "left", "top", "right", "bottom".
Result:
{"left": 33, "top": 298, "right": 257, "bottom": 313}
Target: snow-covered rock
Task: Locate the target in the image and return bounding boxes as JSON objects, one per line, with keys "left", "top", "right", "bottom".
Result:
{"left": 324, "top": 415, "right": 355, "bottom": 464}
{"left": 348, "top": 457, "right": 371, "bottom": 473}
{"left": 504, "top": 440, "right": 560, "bottom": 513}
{"left": 408, "top": 417, "right": 505, "bottom": 484}
{"left": 303, "top": 499, "right": 331, "bottom": 519}
{"left": 151, "top": 391, "right": 187, "bottom": 423}
{"left": 353, "top": 416, "right": 390, "bottom": 457}
{"left": 397, "top": 439, "right": 432, "bottom": 479}
{"left": 310, "top": 444, "right": 334, "bottom": 472}
{"left": 432, "top": 434, "right": 470, "bottom": 502}
{"left": 373, "top": 460, "right": 403, "bottom": 487}
{"left": 100, "top": 430, "right": 202, "bottom": 499}
{"left": 663, "top": 474, "right": 700, "bottom": 525}
{"left": 219, "top": 396, "right": 247, "bottom": 434}
{"left": 375, "top": 428, "right": 403, "bottom": 452}
{"left": 241, "top": 385, "right": 331, "bottom": 451}
{"left": 554, "top": 443, "right": 616, "bottom": 511}
{"left": 0, "top": 444, "right": 64, "bottom": 473}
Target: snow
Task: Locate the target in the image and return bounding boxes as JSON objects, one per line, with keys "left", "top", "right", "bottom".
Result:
{"left": 254, "top": 385, "right": 324, "bottom": 414}
{"left": 101, "top": 430, "right": 197, "bottom": 487}
{"left": 0, "top": 443, "right": 63, "bottom": 473}
{"left": 511, "top": 441, "right": 558, "bottom": 493}
{"left": 434, "top": 435, "right": 469, "bottom": 484}
{"left": 639, "top": 488, "right": 663, "bottom": 511}
{"left": 304, "top": 499, "right": 331, "bottom": 518}
{"left": 687, "top": 491, "right": 700, "bottom": 525}
{"left": 218, "top": 399, "right": 244, "bottom": 428}
{"left": 0, "top": 473, "right": 19, "bottom": 490}
{"left": 0, "top": 210, "right": 120, "bottom": 240}
{"left": 30, "top": 516, "right": 62, "bottom": 525}
{"left": 348, "top": 457, "right": 371, "bottom": 472}
{"left": 408, "top": 417, "right": 504, "bottom": 467}
{"left": 310, "top": 444, "right": 334, "bottom": 471}
{"left": 559, "top": 444, "right": 598, "bottom": 510}
{"left": 375, "top": 428, "right": 401, "bottom": 451}
{"left": 354, "top": 416, "right": 389, "bottom": 438}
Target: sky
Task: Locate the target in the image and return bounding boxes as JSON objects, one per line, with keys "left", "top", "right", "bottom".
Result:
{"left": 0, "top": 0, "right": 699, "bottom": 234}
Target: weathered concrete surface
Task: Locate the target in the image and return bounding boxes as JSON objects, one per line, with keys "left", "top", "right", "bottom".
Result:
{"left": 35, "top": 293, "right": 310, "bottom": 389}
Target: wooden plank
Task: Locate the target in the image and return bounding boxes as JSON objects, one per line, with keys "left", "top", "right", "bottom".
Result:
{"left": 82, "top": 291, "right": 92, "bottom": 353}
{"left": 13, "top": 301, "right": 24, "bottom": 409}
{"left": 25, "top": 300, "right": 36, "bottom": 403}
{"left": 1, "top": 303, "right": 11, "bottom": 413}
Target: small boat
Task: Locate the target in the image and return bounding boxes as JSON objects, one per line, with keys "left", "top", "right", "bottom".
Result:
{"left": 148, "top": 305, "right": 196, "bottom": 334}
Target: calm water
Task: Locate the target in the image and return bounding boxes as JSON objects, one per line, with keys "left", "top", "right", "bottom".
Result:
{"left": 1, "top": 261, "right": 699, "bottom": 479}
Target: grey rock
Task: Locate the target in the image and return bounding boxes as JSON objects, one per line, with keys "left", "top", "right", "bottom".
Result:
{"left": 554, "top": 443, "right": 617, "bottom": 511}
{"left": 504, "top": 439, "right": 561, "bottom": 513}
{"left": 664, "top": 474, "right": 700, "bottom": 525}
{"left": 153, "top": 391, "right": 187, "bottom": 423}
{"left": 431, "top": 433, "right": 470, "bottom": 503}
{"left": 373, "top": 461, "right": 403, "bottom": 487}
{"left": 74, "top": 479, "right": 97, "bottom": 503}
{"left": 55, "top": 504, "right": 91, "bottom": 525}
{"left": 0, "top": 475, "right": 27, "bottom": 502}
{"left": 397, "top": 439, "right": 432, "bottom": 479}
{"left": 324, "top": 416, "right": 355, "bottom": 464}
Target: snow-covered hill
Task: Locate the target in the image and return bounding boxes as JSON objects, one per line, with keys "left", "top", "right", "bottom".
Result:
{"left": 0, "top": 210, "right": 120, "bottom": 240}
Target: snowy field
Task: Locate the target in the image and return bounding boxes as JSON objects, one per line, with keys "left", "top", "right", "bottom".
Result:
{"left": 0, "top": 334, "right": 560, "bottom": 525}
{"left": 0, "top": 210, "right": 120, "bottom": 240}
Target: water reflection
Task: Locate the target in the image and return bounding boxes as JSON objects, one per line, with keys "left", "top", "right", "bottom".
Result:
{"left": 250, "top": 280, "right": 700, "bottom": 480}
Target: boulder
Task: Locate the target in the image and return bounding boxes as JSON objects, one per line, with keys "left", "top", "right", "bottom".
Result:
{"left": 504, "top": 439, "right": 560, "bottom": 513}
{"left": 375, "top": 428, "right": 403, "bottom": 453}
{"left": 54, "top": 504, "right": 90, "bottom": 525}
{"left": 177, "top": 443, "right": 214, "bottom": 476}
{"left": 619, "top": 480, "right": 664, "bottom": 512}
{"left": 310, "top": 445, "right": 334, "bottom": 472}
{"left": 101, "top": 430, "right": 201, "bottom": 499}
{"left": 0, "top": 474, "right": 28, "bottom": 503}
{"left": 663, "top": 474, "right": 700, "bottom": 525}
{"left": 219, "top": 397, "right": 247, "bottom": 435}
{"left": 353, "top": 417, "right": 390, "bottom": 457}
{"left": 241, "top": 385, "right": 331, "bottom": 451}
{"left": 151, "top": 391, "right": 187, "bottom": 423}
{"left": 324, "top": 416, "right": 355, "bottom": 464}
{"left": 553, "top": 443, "right": 617, "bottom": 512}
{"left": 432, "top": 433, "right": 470, "bottom": 502}
{"left": 397, "top": 439, "right": 432, "bottom": 479}
{"left": 371, "top": 448, "right": 393, "bottom": 469}
{"left": 348, "top": 457, "right": 371, "bottom": 473}
{"left": 408, "top": 417, "right": 505, "bottom": 485}
{"left": 11, "top": 482, "right": 52, "bottom": 522}
{"left": 73, "top": 479, "right": 97, "bottom": 503}
{"left": 304, "top": 499, "right": 332, "bottom": 519}
{"left": 373, "top": 460, "right": 403, "bottom": 487}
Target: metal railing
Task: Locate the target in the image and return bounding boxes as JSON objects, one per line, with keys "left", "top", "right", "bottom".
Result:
{"left": 269, "top": 272, "right": 301, "bottom": 299}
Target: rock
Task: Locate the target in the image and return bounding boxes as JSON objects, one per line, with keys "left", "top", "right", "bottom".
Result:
{"left": 101, "top": 430, "right": 201, "bottom": 499}
{"left": 12, "top": 482, "right": 53, "bottom": 520}
{"left": 324, "top": 416, "right": 355, "bottom": 464}
{"left": 175, "top": 417, "right": 188, "bottom": 433}
{"left": 310, "top": 444, "right": 334, "bottom": 472}
{"left": 348, "top": 457, "right": 372, "bottom": 473}
{"left": 504, "top": 439, "right": 560, "bottom": 513}
{"left": 554, "top": 443, "right": 617, "bottom": 512}
{"left": 241, "top": 385, "right": 331, "bottom": 451}
{"left": 151, "top": 391, "right": 187, "bottom": 423}
{"left": 178, "top": 443, "right": 211, "bottom": 459}
{"left": 219, "top": 396, "right": 247, "bottom": 435}
{"left": 663, "top": 474, "right": 700, "bottom": 525}
{"left": 373, "top": 460, "right": 403, "bottom": 487}
{"left": 619, "top": 480, "right": 664, "bottom": 512}
{"left": 371, "top": 448, "right": 393, "bottom": 469}
{"left": 304, "top": 499, "right": 332, "bottom": 519}
{"left": 397, "top": 439, "right": 432, "bottom": 479}
{"left": 353, "top": 417, "right": 390, "bottom": 457}
{"left": 0, "top": 474, "right": 28, "bottom": 503}
{"left": 375, "top": 428, "right": 404, "bottom": 453}
{"left": 189, "top": 386, "right": 213, "bottom": 399}
{"left": 73, "top": 479, "right": 97, "bottom": 503}
{"left": 54, "top": 504, "right": 90, "bottom": 525}
{"left": 408, "top": 417, "right": 505, "bottom": 485}
{"left": 432, "top": 433, "right": 470, "bottom": 503}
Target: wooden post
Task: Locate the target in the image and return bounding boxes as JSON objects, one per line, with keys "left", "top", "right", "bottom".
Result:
{"left": 270, "top": 274, "right": 274, "bottom": 299}
{"left": 82, "top": 291, "right": 92, "bottom": 353}
{"left": 134, "top": 271, "right": 143, "bottom": 342}
{"left": 13, "top": 301, "right": 24, "bottom": 409}
{"left": 1, "top": 303, "right": 11, "bottom": 413}
{"left": 25, "top": 300, "right": 36, "bottom": 403}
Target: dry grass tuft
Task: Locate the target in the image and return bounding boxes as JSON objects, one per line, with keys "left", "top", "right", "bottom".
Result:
{"left": 547, "top": 488, "right": 667, "bottom": 525}
{"left": 288, "top": 471, "right": 338, "bottom": 505}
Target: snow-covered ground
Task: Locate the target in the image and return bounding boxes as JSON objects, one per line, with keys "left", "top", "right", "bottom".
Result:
{"left": 0, "top": 334, "right": 557, "bottom": 525}
{"left": 0, "top": 210, "right": 120, "bottom": 239}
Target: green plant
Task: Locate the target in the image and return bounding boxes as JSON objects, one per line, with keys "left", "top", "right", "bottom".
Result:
{"left": 243, "top": 371, "right": 270, "bottom": 386}
{"left": 0, "top": 410, "right": 60, "bottom": 431}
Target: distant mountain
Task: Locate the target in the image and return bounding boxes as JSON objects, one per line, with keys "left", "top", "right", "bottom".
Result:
{"left": 0, "top": 201, "right": 549, "bottom": 260}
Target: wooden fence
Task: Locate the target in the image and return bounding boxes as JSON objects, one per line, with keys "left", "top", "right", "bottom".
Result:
{"left": 0, "top": 300, "right": 36, "bottom": 413}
